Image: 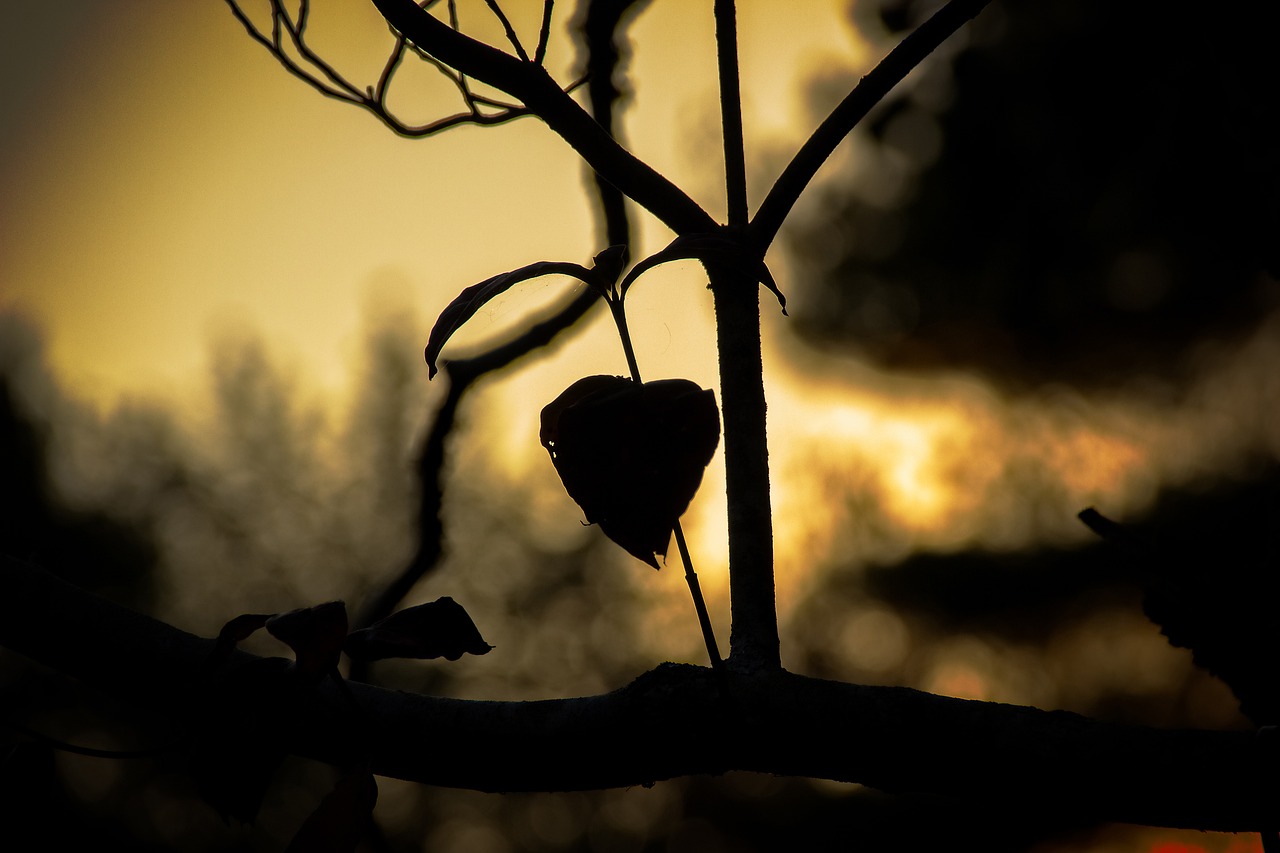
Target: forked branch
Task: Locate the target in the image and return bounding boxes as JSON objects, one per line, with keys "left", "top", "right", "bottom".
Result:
{"left": 225, "top": 0, "right": 587, "bottom": 138}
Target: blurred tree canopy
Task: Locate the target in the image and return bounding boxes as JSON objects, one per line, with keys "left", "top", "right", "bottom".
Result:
{"left": 787, "top": 0, "right": 1280, "bottom": 388}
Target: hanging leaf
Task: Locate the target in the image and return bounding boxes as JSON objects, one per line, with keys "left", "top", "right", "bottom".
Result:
{"left": 266, "top": 601, "right": 349, "bottom": 677}
{"left": 344, "top": 597, "right": 493, "bottom": 662}
{"left": 618, "top": 232, "right": 787, "bottom": 314}
{"left": 424, "top": 261, "right": 599, "bottom": 378}
{"left": 285, "top": 768, "right": 379, "bottom": 853}
{"left": 540, "top": 375, "right": 720, "bottom": 567}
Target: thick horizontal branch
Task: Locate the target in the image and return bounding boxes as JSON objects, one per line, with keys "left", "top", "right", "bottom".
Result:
{"left": 3, "top": 556, "right": 1276, "bottom": 832}
{"left": 368, "top": 0, "right": 715, "bottom": 235}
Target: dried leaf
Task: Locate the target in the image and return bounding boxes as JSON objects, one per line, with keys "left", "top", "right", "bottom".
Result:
{"left": 266, "top": 601, "right": 349, "bottom": 677}
{"left": 618, "top": 233, "right": 787, "bottom": 314}
{"left": 424, "top": 261, "right": 598, "bottom": 378}
{"left": 344, "top": 597, "right": 492, "bottom": 662}
{"left": 541, "top": 376, "right": 720, "bottom": 567}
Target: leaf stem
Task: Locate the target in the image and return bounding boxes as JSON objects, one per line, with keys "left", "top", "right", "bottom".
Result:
{"left": 674, "top": 523, "right": 723, "bottom": 671}
{"left": 608, "top": 299, "right": 643, "bottom": 385}
{"left": 608, "top": 297, "right": 723, "bottom": 670}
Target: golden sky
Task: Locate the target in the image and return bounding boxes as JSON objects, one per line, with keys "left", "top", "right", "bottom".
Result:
{"left": 0, "top": 1, "right": 867, "bottom": 406}
{"left": 3, "top": 1, "right": 1278, "bottom": 624}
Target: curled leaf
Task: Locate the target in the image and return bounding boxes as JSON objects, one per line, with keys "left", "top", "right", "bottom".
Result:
{"left": 344, "top": 597, "right": 493, "bottom": 662}
{"left": 424, "top": 261, "right": 599, "bottom": 378}
{"left": 540, "top": 375, "right": 720, "bottom": 567}
{"left": 266, "top": 601, "right": 349, "bottom": 676}
{"left": 212, "top": 612, "right": 273, "bottom": 663}
{"left": 618, "top": 232, "right": 787, "bottom": 314}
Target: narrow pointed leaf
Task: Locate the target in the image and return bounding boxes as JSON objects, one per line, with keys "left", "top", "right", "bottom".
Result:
{"left": 425, "top": 261, "right": 598, "bottom": 378}
{"left": 344, "top": 597, "right": 492, "bottom": 662}
{"left": 618, "top": 233, "right": 787, "bottom": 314}
{"left": 541, "top": 376, "right": 720, "bottom": 567}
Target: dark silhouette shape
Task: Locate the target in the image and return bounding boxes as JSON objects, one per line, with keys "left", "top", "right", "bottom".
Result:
{"left": 540, "top": 376, "right": 720, "bottom": 567}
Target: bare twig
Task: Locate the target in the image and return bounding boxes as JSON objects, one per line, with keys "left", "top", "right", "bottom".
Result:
{"left": 482, "top": 0, "right": 530, "bottom": 61}
{"left": 352, "top": 0, "right": 640, "bottom": 643}
{"left": 371, "top": 0, "right": 716, "bottom": 234}
{"left": 225, "top": 0, "right": 585, "bottom": 139}
{"left": 535, "top": 0, "right": 554, "bottom": 65}
{"left": 750, "top": 0, "right": 994, "bottom": 249}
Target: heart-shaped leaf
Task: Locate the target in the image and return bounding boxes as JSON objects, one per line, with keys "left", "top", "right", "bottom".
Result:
{"left": 540, "top": 375, "right": 720, "bottom": 567}
{"left": 424, "top": 260, "right": 599, "bottom": 378}
{"left": 618, "top": 233, "right": 787, "bottom": 314}
{"left": 344, "top": 597, "right": 493, "bottom": 662}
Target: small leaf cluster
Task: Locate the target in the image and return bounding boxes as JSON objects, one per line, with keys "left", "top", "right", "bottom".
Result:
{"left": 193, "top": 598, "right": 489, "bottom": 847}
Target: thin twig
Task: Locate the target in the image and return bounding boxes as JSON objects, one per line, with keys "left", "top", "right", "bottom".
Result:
{"left": 674, "top": 524, "right": 723, "bottom": 670}
{"left": 751, "top": 0, "right": 994, "bottom": 249}
{"left": 535, "top": 0, "right": 555, "bottom": 65}
{"left": 483, "top": 0, "right": 530, "bottom": 61}
{"left": 226, "top": 0, "right": 588, "bottom": 139}
{"left": 271, "top": 0, "right": 364, "bottom": 98}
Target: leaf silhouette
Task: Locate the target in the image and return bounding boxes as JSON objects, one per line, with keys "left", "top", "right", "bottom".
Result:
{"left": 618, "top": 232, "right": 787, "bottom": 314}
{"left": 424, "top": 260, "right": 598, "bottom": 378}
{"left": 344, "top": 597, "right": 493, "bottom": 662}
{"left": 266, "top": 601, "right": 349, "bottom": 677}
{"left": 212, "top": 612, "right": 273, "bottom": 664}
{"left": 540, "top": 375, "right": 720, "bottom": 567}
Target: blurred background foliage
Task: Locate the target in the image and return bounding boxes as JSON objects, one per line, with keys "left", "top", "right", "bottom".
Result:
{"left": 3, "top": 0, "right": 1279, "bottom": 850}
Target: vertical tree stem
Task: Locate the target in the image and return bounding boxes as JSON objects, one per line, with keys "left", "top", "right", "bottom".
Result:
{"left": 715, "top": 0, "right": 748, "bottom": 226}
{"left": 713, "top": 0, "right": 780, "bottom": 671}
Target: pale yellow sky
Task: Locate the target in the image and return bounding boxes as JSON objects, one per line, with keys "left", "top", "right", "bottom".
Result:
{"left": 0, "top": 1, "right": 869, "bottom": 411}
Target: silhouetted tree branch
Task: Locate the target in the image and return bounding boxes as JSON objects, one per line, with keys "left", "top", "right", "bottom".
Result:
{"left": 3, "top": 555, "right": 1276, "bottom": 833}
{"left": 750, "top": 0, "right": 994, "bottom": 249}
{"left": 369, "top": 0, "right": 716, "bottom": 234}
{"left": 353, "top": 0, "right": 643, "bottom": 642}
{"left": 225, "top": 0, "right": 589, "bottom": 137}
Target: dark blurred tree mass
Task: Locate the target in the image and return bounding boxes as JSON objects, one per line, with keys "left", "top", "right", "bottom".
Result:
{"left": 788, "top": 0, "right": 1279, "bottom": 388}
{"left": 3, "top": 1, "right": 1280, "bottom": 852}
